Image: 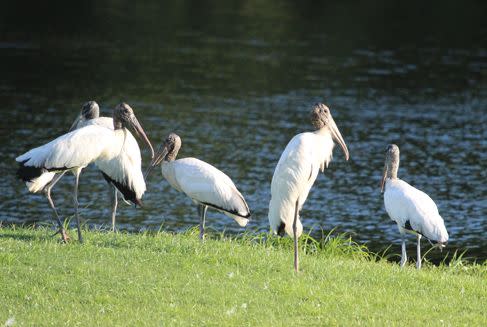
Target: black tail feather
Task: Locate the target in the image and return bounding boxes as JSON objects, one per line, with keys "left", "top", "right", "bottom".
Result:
{"left": 16, "top": 160, "right": 44, "bottom": 182}
{"left": 101, "top": 172, "right": 141, "bottom": 207}
{"left": 200, "top": 201, "right": 250, "bottom": 219}
{"left": 277, "top": 222, "right": 286, "bottom": 236}
{"left": 404, "top": 220, "right": 426, "bottom": 238}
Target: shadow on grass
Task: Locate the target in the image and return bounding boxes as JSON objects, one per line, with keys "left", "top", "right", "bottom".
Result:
{"left": 0, "top": 231, "right": 48, "bottom": 242}
{"left": 0, "top": 222, "right": 60, "bottom": 242}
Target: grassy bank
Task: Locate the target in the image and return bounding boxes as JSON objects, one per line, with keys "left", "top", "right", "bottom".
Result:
{"left": 1, "top": 227, "right": 486, "bottom": 326}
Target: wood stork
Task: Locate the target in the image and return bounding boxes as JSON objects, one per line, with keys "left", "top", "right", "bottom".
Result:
{"left": 70, "top": 101, "right": 127, "bottom": 232}
{"left": 381, "top": 144, "right": 448, "bottom": 269}
{"left": 16, "top": 103, "right": 154, "bottom": 243}
{"left": 14, "top": 100, "right": 112, "bottom": 241}
{"left": 145, "top": 133, "right": 251, "bottom": 239}
{"left": 268, "top": 103, "right": 349, "bottom": 272}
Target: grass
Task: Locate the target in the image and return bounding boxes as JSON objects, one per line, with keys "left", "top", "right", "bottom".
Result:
{"left": 0, "top": 226, "right": 486, "bottom": 326}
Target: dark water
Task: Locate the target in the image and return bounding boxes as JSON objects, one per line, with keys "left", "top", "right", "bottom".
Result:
{"left": 1, "top": 1, "right": 486, "bottom": 261}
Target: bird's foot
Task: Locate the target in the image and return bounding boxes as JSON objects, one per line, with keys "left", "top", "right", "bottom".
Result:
{"left": 61, "top": 230, "right": 70, "bottom": 243}
{"left": 52, "top": 228, "right": 70, "bottom": 243}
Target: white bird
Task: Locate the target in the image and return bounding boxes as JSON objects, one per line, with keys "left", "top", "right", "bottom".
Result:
{"left": 16, "top": 103, "right": 154, "bottom": 243}
{"left": 15, "top": 101, "right": 111, "bottom": 241}
{"left": 145, "top": 133, "right": 251, "bottom": 239}
{"left": 19, "top": 101, "right": 111, "bottom": 194}
{"left": 381, "top": 144, "right": 448, "bottom": 269}
{"left": 269, "top": 103, "right": 349, "bottom": 272}
{"left": 70, "top": 101, "right": 128, "bottom": 231}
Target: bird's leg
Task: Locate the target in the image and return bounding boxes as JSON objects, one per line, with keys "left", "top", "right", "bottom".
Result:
{"left": 109, "top": 185, "right": 118, "bottom": 232}
{"left": 73, "top": 168, "right": 83, "bottom": 243}
{"left": 400, "top": 234, "right": 407, "bottom": 268}
{"left": 416, "top": 234, "right": 422, "bottom": 270}
{"left": 293, "top": 198, "right": 299, "bottom": 273}
{"left": 198, "top": 204, "right": 207, "bottom": 240}
{"left": 44, "top": 172, "right": 69, "bottom": 242}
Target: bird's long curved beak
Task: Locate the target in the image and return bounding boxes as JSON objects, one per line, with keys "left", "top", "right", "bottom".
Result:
{"left": 129, "top": 115, "right": 155, "bottom": 159}
{"left": 329, "top": 117, "right": 349, "bottom": 161}
{"left": 381, "top": 164, "right": 387, "bottom": 193}
{"left": 68, "top": 114, "right": 83, "bottom": 132}
{"left": 144, "top": 144, "right": 168, "bottom": 179}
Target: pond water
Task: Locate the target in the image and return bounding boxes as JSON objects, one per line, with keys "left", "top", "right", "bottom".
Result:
{"left": 0, "top": 1, "right": 485, "bottom": 262}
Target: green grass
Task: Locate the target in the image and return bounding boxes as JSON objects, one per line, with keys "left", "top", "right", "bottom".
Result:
{"left": 1, "top": 226, "right": 486, "bottom": 326}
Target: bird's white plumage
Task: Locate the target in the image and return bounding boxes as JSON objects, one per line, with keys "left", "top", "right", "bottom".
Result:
{"left": 16, "top": 125, "right": 146, "bottom": 201}
{"left": 17, "top": 126, "right": 114, "bottom": 170}
{"left": 76, "top": 117, "right": 114, "bottom": 130}
{"left": 19, "top": 117, "right": 115, "bottom": 193}
{"left": 269, "top": 129, "right": 335, "bottom": 237}
{"left": 384, "top": 178, "right": 448, "bottom": 243}
{"left": 161, "top": 157, "right": 250, "bottom": 226}
{"left": 95, "top": 129, "right": 146, "bottom": 200}
{"left": 25, "top": 171, "right": 56, "bottom": 193}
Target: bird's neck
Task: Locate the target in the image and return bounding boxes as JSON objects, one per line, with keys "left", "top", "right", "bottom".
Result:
{"left": 164, "top": 144, "right": 180, "bottom": 162}
{"left": 387, "top": 159, "right": 399, "bottom": 179}
{"left": 113, "top": 120, "right": 122, "bottom": 130}
{"left": 314, "top": 127, "right": 330, "bottom": 136}
{"left": 84, "top": 111, "right": 98, "bottom": 120}
{"left": 165, "top": 152, "right": 178, "bottom": 162}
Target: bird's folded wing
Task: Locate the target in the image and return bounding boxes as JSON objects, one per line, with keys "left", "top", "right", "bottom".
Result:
{"left": 16, "top": 125, "right": 115, "bottom": 170}
{"left": 173, "top": 158, "right": 249, "bottom": 216}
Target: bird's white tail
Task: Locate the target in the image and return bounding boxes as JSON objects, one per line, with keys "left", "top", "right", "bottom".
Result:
{"left": 422, "top": 215, "right": 449, "bottom": 244}
{"left": 268, "top": 197, "right": 303, "bottom": 238}
{"left": 26, "top": 172, "right": 56, "bottom": 193}
{"left": 435, "top": 217, "right": 449, "bottom": 244}
{"left": 16, "top": 153, "right": 56, "bottom": 193}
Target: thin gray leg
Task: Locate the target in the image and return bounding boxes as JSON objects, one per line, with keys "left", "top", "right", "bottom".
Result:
{"left": 198, "top": 204, "right": 207, "bottom": 240}
{"left": 109, "top": 186, "right": 118, "bottom": 232}
{"left": 293, "top": 198, "right": 299, "bottom": 273}
{"left": 44, "top": 172, "right": 69, "bottom": 242}
{"left": 416, "top": 234, "right": 422, "bottom": 270}
{"left": 73, "top": 168, "right": 83, "bottom": 243}
{"left": 400, "top": 234, "right": 407, "bottom": 268}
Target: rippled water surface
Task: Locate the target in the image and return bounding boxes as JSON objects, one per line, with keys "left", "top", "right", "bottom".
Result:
{"left": 0, "top": 1, "right": 485, "bottom": 261}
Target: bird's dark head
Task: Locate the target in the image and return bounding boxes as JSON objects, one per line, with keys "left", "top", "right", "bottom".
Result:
{"left": 384, "top": 144, "right": 400, "bottom": 170}
{"left": 381, "top": 144, "right": 400, "bottom": 193}
{"left": 385, "top": 144, "right": 400, "bottom": 157}
{"left": 164, "top": 133, "right": 182, "bottom": 155}
{"left": 145, "top": 133, "right": 182, "bottom": 179}
{"left": 157, "top": 133, "right": 182, "bottom": 163}
{"left": 114, "top": 102, "right": 135, "bottom": 124}
{"left": 81, "top": 101, "right": 100, "bottom": 120}
{"left": 310, "top": 103, "right": 349, "bottom": 161}
{"left": 69, "top": 100, "right": 100, "bottom": 131}
{"left": 113, "top": 102, "right": 154, "bottom": 159}
{"left": 310, "top": 103, "right": 331, "bottom": 129}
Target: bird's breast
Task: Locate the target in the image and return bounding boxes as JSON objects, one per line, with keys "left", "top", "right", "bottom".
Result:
{"left": 97, "top": 130, "right": 126, "bottom": 160}
{"left": 161, "top": 163, "right": 183, "bottom": 192}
